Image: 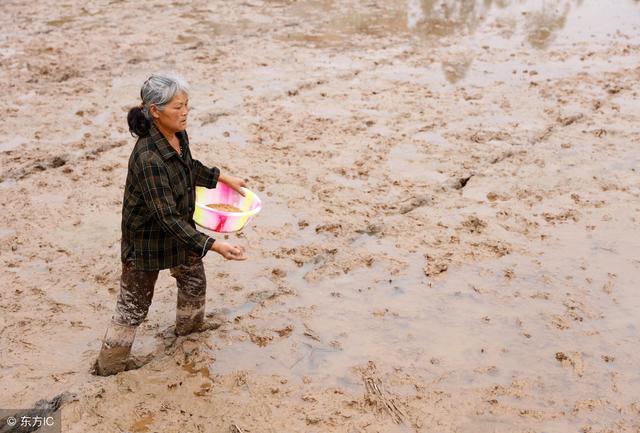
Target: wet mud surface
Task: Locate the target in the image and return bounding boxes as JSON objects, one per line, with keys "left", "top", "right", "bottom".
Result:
{"left": 1, "top": 0, "right": 639, "bottom": 432}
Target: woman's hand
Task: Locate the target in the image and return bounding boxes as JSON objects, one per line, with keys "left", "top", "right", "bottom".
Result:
{"left": 219, "top": 173, "right": 247, "bottom": 196}
{"left": 212, "top": 241, "right": 247, "bottom": 261}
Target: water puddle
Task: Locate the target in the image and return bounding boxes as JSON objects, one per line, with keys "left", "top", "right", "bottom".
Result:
{"left": 30, "top": 192, "right": 68, "bottom": 207}
{"left": 209, "top": 206, "right": 640, "bottom": 429}
{"left": 224, "top": 301, "right": 257, "bottom": 320}
{"left": 0, "top": 227, "right": 15, "bottom": 240}
{"left": 279, "top": 0, "right": 639, "bottom": 84}
{"left": 387, "top": 142, "right": 449, "bottom": 183}
{"left": 211, "top": 235, "right": 430, "bottom": 387}
{"left": 0, "top": 46, "right": 17, "bottom": 58}
{"left": 293, "top": 0, "right": 639, "bottom": 46}
{"left": 0, "top": 136, "right": 27, "bottom": 152}
{"left": 56, "top": 210, "right": 120, "bottom": 254}
{"left": 415, "top": 132, "right": 453, "bottom": 151}
{"left": 198, "top": 119, "right": 248, "bottom": 148}
{"left": 7, "top": 258, "right": 50, "bottom": 276}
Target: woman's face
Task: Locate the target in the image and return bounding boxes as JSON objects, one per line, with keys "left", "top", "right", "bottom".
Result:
{"left": 152, "top": 91, "right": 189, "bottom": 134}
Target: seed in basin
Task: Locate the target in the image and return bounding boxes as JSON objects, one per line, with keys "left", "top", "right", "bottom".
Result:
{"left": 206, "top": 204, "right": 243, "bottom": 213}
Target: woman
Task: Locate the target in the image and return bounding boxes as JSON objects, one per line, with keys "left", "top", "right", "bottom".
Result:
{"left": 94, "top": 72, "right": 247, "bottom": 376}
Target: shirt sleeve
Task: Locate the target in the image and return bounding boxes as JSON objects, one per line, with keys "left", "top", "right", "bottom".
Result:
{"left": 192, "top": 159, "right": 220, "bottom": 188}
{"left": 136, "top": 154, "right": 215, "bottom": 258}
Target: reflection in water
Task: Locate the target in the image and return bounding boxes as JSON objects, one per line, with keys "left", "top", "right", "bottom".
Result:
{"left": 406, "top": 0, "right": 425, "bottom": 29}
{"left": 407, "top": 0, "right": 578, "bottom": 43}
{"left": 525, "top": 1, "right": 572, "bottom": 48}
{"left": 288, "top": 0, "right": 638, "bottom": 84}
{"left": 406, "top": 0, "right": 583, "bottom": 82}
{"left": 408, "top": 0, "right": 484, "bottom": 34}
{"left": 441, "top": 55, "right": 473, "bottom": 83}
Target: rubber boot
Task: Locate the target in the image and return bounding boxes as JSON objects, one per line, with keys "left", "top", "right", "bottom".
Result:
{"left": 175, "top": 292, "right": 206, "bottom": 336}
{"left": 94, "top": 320, "right": 138, "bottom": 376}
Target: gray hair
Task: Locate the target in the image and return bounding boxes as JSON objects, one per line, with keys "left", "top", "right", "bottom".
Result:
{"left": 140, "top": 72, "right": 190, "bottom": 120}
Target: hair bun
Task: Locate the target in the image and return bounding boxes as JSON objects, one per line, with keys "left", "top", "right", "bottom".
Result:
{"left": 127, "top": 106, "right": 150, "bottom": 138}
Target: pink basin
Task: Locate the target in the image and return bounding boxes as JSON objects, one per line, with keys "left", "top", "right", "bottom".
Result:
{"left": 193, "top": 182, "right": 262, "bottom": 233}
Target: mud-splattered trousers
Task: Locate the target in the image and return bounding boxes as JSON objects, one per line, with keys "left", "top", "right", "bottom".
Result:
{"left": 114, "top": 253, "right": 207, "bottom": 330}
{"left": 95, "top": 254, "right": 207, "bottom": 376}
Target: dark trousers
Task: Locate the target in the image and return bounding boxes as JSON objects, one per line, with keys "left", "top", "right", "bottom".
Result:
{"left": 113, "top": 253, "right": 207, "bottom": 327}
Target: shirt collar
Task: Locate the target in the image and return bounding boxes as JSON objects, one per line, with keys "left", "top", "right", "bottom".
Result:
{"left": 149, "top": 123, "right": 187, "bottom": 160}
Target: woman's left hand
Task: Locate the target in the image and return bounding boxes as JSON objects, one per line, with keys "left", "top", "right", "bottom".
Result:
{"left": 219, "top": 173, "right": 247, "bottom": 196}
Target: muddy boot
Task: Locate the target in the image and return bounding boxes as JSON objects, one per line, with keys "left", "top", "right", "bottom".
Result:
{"left": 94, "top": 320, "right": 138, "bottom": 376}
{"left": 175, "top": 292, "right": 206, "bottom": 336}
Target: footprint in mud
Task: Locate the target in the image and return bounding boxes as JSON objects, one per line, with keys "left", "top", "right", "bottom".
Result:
{"left": 460, "top": 215, "right": 487, "bottom": 234}
{"left": 246, "top": 287, "right": 294, "bottom": 303}
{"left": 244, "top": 325, "right": 273, "bottom": 347}
{"left": 557, "top": 113, "right": 584, "bottom": 126}
{"left": 398, "top": 193, "right": 434, "bottom": 214}
{"left": 354, "top": 223, "right": 383, "bottom": 236}
{"left": 445, "top": 175, "right": 473, "bottom": 191}
{"left": 159, "top": 311, "right": 226, "bottom": 353}
{"left": 543, "top": 209, "right": 580, "bottom": 224}
{"left": 555, "top": 351, "right": 585, "bottom": 377}
{"left": 315, "top": 223, "right": 343, "bottom": 236}
{"left": 602, "top": 273, "right": 617, "bottom": 295}
{"left": 424, "top": 255, "right": 449, "bottom": 277}
{"left": 129, "top": 413, "right": 154, "bottom": 433}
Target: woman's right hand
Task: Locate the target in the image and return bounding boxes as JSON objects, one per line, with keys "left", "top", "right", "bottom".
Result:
{"left": 212, "top": 241, "right": 247, "bottom": 261}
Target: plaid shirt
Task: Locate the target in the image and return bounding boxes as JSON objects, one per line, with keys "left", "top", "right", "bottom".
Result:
{"left": 121, "top": 123, "right": 220, "bottom": 270}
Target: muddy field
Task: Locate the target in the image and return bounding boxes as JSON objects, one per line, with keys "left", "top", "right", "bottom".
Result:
{"left": 1, "top": 1, "right": 639, "bottom": 432}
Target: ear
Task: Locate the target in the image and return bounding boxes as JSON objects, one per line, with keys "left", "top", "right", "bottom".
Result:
{"left": 149, "top": 105, "right": 160, "bottom": 120}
